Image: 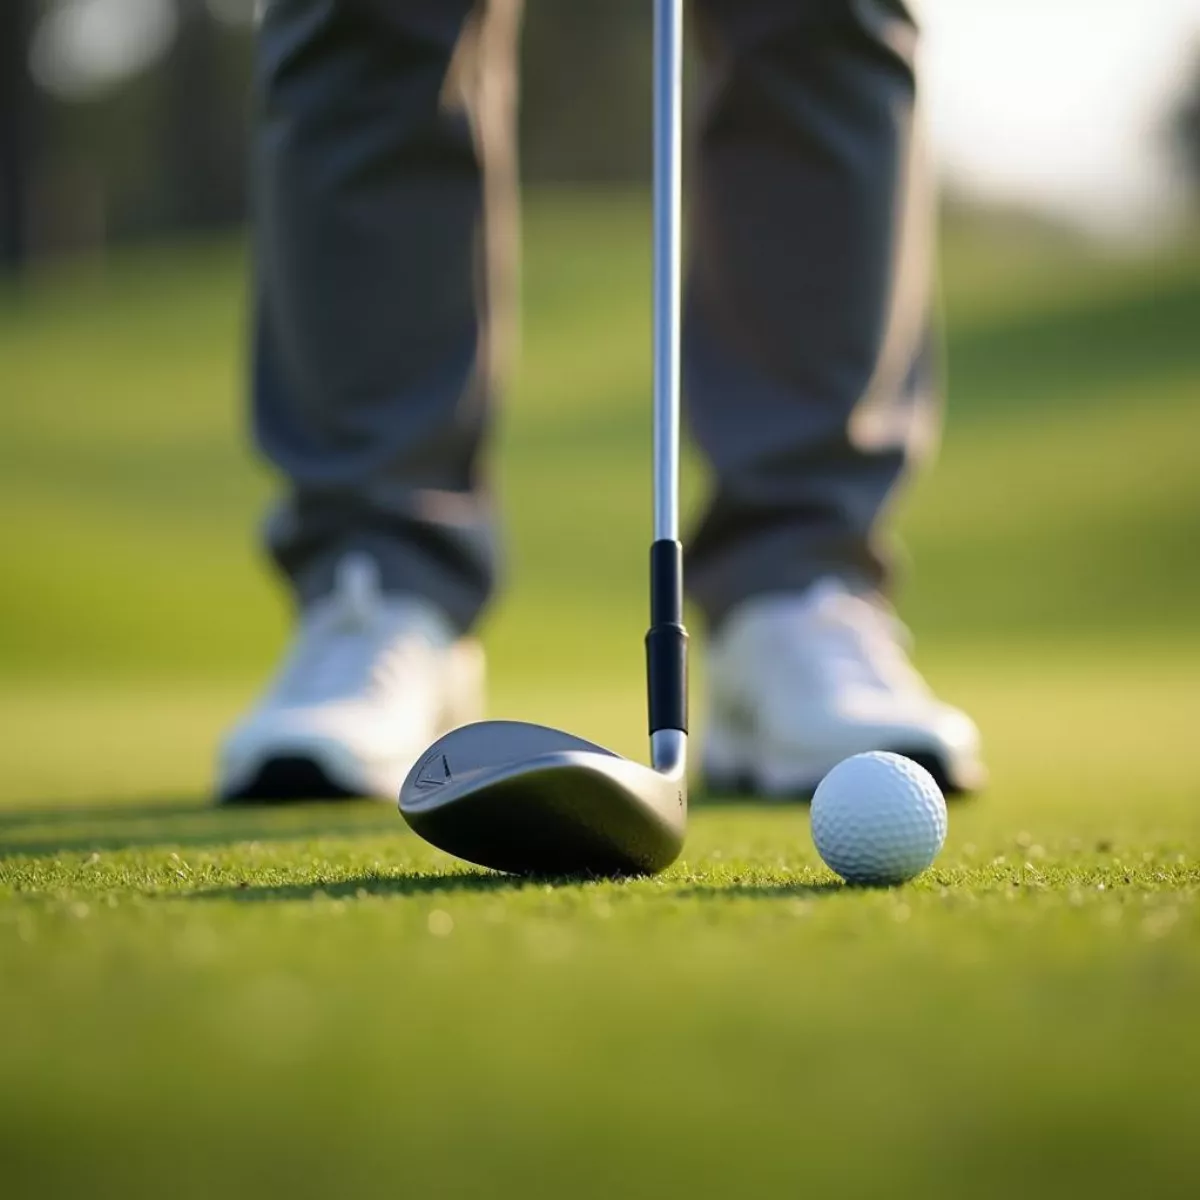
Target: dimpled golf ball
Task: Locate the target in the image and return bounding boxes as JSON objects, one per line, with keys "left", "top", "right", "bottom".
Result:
{"left": 811, "top": 751, "right": 947, "bottom": 885}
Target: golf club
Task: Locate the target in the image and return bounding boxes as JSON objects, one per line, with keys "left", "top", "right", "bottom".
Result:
{"left": 398, "top": 0, "right": 688, "bottom": 876}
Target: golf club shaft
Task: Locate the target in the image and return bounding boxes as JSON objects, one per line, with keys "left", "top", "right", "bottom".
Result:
{"left": 653, "top": 0, "right": 683, "bottom": 546}
{"left": 647, "top": 0, "right": 688, "bottom": 753}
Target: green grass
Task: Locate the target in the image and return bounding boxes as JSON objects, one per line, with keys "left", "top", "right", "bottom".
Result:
{"left": 2, "top": 194, "right": 1200, "bottom": 1198}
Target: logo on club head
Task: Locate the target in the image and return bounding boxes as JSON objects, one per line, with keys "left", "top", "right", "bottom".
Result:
{"left": 415, "top": 753, "right": 453, "bottom": 789}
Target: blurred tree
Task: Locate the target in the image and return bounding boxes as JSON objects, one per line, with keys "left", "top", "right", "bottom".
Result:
{"left": 16, "top": 0, "right": 659, "bottom": 258}
{"left": 159, "top": 0, "right": 248, "bottom": 230}
{"left": 1169, "top": 47, "right": 1200, "bottom": 204}
{"left": 0, "top": 0, "right": 37, "bottom": 271}
{"left": 28, "top": 0, "right": 251, "bottom": 247}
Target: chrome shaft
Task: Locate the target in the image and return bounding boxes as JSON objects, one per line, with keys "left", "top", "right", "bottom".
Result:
{"left": 652, "top": 0, "right": 684, "bottom": 545}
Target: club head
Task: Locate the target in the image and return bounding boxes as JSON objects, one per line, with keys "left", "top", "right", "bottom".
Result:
{"left": 398, "top": 721, "right": 687, "bottom": 877}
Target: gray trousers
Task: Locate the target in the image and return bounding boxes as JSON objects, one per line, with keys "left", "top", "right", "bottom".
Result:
{"left": 253, "top": 0, "right": 938, "bottom": 632}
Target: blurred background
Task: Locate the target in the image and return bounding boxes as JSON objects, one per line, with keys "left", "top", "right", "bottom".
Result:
{"left": 1, "top": 0, "right": 1199, "bottom": 794}
{"left": 3, "top": 0, "right": 1200, "bottom": 263}
{"left": 4, "top": 6, "right": 1200, "bottom": 1198}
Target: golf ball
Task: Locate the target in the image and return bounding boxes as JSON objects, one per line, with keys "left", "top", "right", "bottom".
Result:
{"left": 810, "top": 752, "right": 947, "bottom": 885}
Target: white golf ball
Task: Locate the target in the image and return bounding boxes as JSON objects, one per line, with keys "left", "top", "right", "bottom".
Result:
{"left": 810, "top": 752, "right": 947, "bottom": 885}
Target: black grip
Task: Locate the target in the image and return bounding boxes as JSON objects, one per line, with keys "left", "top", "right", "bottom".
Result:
{"left": 646, "top": 623, "right": 688, "bottom": 734}
{"left": 647, "top": 540, "right": 688, "bottom": 734}
{"left": 650, "top": 539, "right": 683, "bottom": 626}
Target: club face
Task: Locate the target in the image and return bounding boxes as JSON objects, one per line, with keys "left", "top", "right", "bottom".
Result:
{"left": 399, "top": 722, "right": 687, "bottom": 877}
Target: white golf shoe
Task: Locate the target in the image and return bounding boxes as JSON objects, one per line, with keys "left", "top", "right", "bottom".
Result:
{"left": 703, "top": 580, "right": 985, "bottom": 798}
{"left": 218, "top": 555, "right": 484, "bottom": 802}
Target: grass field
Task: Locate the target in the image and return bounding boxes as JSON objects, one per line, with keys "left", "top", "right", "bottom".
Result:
{"left": 2, "top": 194, "right": 1199, "bottom": 1198}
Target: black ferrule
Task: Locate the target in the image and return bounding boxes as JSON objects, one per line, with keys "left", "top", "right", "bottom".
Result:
{"left": 647, "top": 540, "right": 688, "bottom": 734}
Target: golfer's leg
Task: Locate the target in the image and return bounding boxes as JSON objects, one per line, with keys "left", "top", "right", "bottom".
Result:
{"left": 684, "top": 0, "right": 938, "bottom": 626}
{"left": 252, "top": 0, "right": 521, "bottom": 631}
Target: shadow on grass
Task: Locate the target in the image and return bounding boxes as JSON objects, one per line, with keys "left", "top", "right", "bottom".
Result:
{"left": 0, "top": 797, "right": 400, "bottom": 859}
{"left": 949, "top": 268, "right": 1200, "bottom": 421}
{"left": 0, "top": 785, "right": 822, "bottom": 858}
{"left": 193, "top": 873, "right": 849, "bottom": 904}
{"left": 192, "top": 869, "right": 593, "bottom": 903}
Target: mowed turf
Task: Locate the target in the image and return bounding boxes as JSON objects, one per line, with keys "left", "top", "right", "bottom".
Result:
{"left": 2, "top": 195, "right": 1199, "bottom": 1198}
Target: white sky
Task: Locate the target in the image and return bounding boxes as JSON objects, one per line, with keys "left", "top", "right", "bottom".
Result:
{"left": 922, "top": 0, "right": 1200, "bottom": 237}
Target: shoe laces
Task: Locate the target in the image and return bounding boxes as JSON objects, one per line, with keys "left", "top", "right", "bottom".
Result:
{"left": 272, "top": 555, "right": 443, "bottom": 706}
{"left": 791, "top": 580, "right": 930, "bottom": 699}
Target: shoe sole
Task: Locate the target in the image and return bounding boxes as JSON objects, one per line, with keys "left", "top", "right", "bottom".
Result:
{"left": 703, "top": 745, "right": 981, "bottom": 802}
{"left": 220, "top": 756, "right": 366, "bottom": 804}
{"left": 218, "top": 640, "right": 488, "bottom": 805}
